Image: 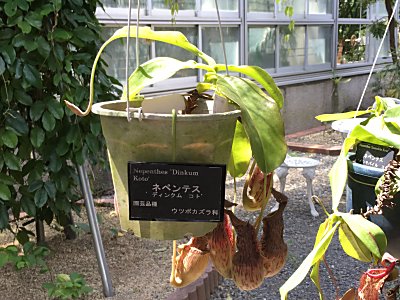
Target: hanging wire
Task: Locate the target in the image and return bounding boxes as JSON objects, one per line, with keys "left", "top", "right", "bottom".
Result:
{"left": 214, "top": 0, "right": 229, "bottom": 76}
{"left": 171, "top": 109, "right": 177, "bottom": 162}
{"left": 136, "top": 0, "right": 141, "bottom": 84}
{"left": 125, "top": 0, "right": 141, "bottom": 121}
{"left": 354, "top": 0, "right": 400, "bottom": 116}
{"left": 125, "top": 0, "right": 133, "bottom": 121}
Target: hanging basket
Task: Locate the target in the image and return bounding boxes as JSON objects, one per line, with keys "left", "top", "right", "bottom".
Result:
{"left": 92, "top": 94, "right": 240, "bottom": 240}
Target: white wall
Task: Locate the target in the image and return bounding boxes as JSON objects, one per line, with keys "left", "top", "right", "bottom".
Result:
{"left": 281, "top": 74, "right": 375, "bottom": 134}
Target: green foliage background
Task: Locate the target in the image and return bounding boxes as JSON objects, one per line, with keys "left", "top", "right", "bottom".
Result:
{"left": 0, "top": 0, "right": 120, "bottom": 240}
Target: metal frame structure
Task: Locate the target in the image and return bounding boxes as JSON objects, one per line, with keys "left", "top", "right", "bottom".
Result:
{"left": 95, "top": 0, "right": 397, "bottom": 89}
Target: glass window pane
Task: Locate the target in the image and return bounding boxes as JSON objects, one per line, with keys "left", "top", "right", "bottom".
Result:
{"left": 155, "top": 27, "right": 198, "bottom": 78}
{"left": 337, "top": 24, "right": 367, "bottom": 64}
{"left": 102, "top": 0, "right": 145, "bottom": 8}
{"left": 248, "top": 0, "right": 274, "bottom": 13}
{"left": 375, "top": 0, "right": 387, "bottom": 17}
{"left": 309, "top": 0, "right": 332, "bottom": 15}
{"left": 377, "top": 35, "right": 391, "bottom": 59}
{"left": 278, "top": 0, "right": 305, "bottom": 15}
{"left": 308, "top": 26, "right": 332, "bottom": 65}
{"left": 102, "top": 27, "right": 150, "bottom": 83}
{"left": 201, "top": 0, "right": 238, "bottom": 11}
{"left": 248, "top": 27, "right": 276, "bottom": 69}
{"left": 153, "top": 0, "right": 195, "bottom": 10}
{"left": 339, "top": 0, "right": 367, "bottom": 18}
{"left": 202, "top": 27, "right": 239, "bottom": 65}
{"left": 279, "top": 26, "right": 305, "bottom": 67}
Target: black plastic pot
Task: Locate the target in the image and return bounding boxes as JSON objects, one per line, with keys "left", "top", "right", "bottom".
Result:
{"left": 346, "top": 156, "right": 400, "bottom": 257}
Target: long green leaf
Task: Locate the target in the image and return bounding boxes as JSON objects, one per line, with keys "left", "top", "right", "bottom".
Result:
{"left": 310, "top": 218, "right": 333, "bottom": 300}
{"left": 310, "top": 262, "right": 322, "bottom": 300}
{"left": 355, "top": 117, "right": 400, "bottom": 149}
{"left": 112, "top": 26, "right": 215, "bottom": 65}
{"left": 214, "top": 64, "right": 284, "bottom": 109}
{"left": 196, "top": 82, "right": 213, "bottom": 94}
{"left": 338, "top": 222, "right": 372, "bottom": 262}
{"left": 122, "top": 57, "right": 213, "bottom": 100}
{"left": 383, "top": 105, "right": 400, "bottom": 133}
{"left": 65, "top": 26, "right": 215, "bottom": 116}
{"left": 280, "top": 221, "right": 340, "bottom": 300}
{"left": 316, "top": 110, "right": 372, "bottom": 122}
{"left": 378, "top": 96, "right": 400, "bottom": 111}
{"left": 329, "top": 136, "right": 356, "bottom": 211}
{"left": 228, "top": 121, "right": 252, "bottom": 178}
{"left": 216, "top": 75, "right": 287, "bottom": 173}
{"left": 339, "top": 213, "right": 387, "bottom": 262}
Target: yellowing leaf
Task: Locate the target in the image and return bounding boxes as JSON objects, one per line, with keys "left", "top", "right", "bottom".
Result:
{"left": 66, "top": 26, "right": 215, "bottom": 116}
{"left": 316, "top": 110, "right": 372, "bottom": 122}
{"left": 216, "top": 75, "right": 286, "bottom": 173}
{"left": 310, "top": 217, "right": 333, "bottom": 300}
{"left": 329, "top": 136, "right": 356, "bottom": 211}
{"left": 339, "top": 222, "right": 372, "bottom": 262}
{"left": 280, "top": 220, "right": 340, "bottom": 300}
{"left": 214, "top": 64, "right": 284, "bottom": 109}
{"left": 339, "top": 213, "right": 387, "bottom": 262}
{"left": 228, "top": 121, "right": 252, "bottom": 178}
{"left": 122, "top": 58, "right": 212, "bottom": 100}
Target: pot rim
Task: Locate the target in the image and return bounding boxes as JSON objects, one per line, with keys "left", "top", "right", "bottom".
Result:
{"left": 92, "top": 99, "right": 241, "bottom": 121}
{"left": 347, "top": 154, "right": 384, "bottom": 178}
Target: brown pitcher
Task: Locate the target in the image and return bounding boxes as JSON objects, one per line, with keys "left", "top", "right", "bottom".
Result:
{"left": 207, "top": 213, "right": 234, "bottom": 278}
{"left": 260, "top": 188, "right": 288, "bottom": 278}
{"left": 225, "top": 210, "right": 265, "bottom": 290}
{"left": 170, "top": 236, "right": 210, "bottom": 288}
{"left": 243, "top": 162, "right": 274, "bottom": 211}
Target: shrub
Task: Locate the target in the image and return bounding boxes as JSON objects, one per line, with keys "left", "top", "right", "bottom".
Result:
{"left": 0, "top": 0, "right": 120, "bottom": 239}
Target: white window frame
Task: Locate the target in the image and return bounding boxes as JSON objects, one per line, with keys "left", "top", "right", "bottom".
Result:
{"left": 96, "top": 0, "right": 398, "bottom": 91}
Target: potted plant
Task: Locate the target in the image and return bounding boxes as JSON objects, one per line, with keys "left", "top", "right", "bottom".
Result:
{"left": 279, "top": 96, "right": 399, "bottom": 299}
{"left": 64, "top": 26, "right": 287, "bottom": 240}
{"left": 316, "top": 96, "right": 400, "bottom": 252}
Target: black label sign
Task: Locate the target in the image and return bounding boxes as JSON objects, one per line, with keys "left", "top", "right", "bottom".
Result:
{"left": 355, "top": 142, "right": 397, "bottom": 169}
{"left": 128, "top": 162, "right": 226, "bottom": 222}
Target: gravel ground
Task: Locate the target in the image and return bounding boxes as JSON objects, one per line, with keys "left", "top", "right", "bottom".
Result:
{"left": 0, "top": 129, "right": 386, "bottom": 299}
{"left": 0, "top": 205, "right": 175, "bottom": 300}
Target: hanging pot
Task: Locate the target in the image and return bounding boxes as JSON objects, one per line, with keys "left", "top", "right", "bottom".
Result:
{"left": 92, "top": 94, "right": 240, "bottom": 240}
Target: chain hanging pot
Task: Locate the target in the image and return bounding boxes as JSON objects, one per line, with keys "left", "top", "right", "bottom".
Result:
{"left": 64, "top": 1, "right": 286, "bottom": 240}
{"left": 92, "top": 96, "right": 240, "bottom": 240}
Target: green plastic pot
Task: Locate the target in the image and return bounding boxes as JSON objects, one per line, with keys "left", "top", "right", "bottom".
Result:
{"left": 92, "top": 94, "right": 241, "bottom": 240}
